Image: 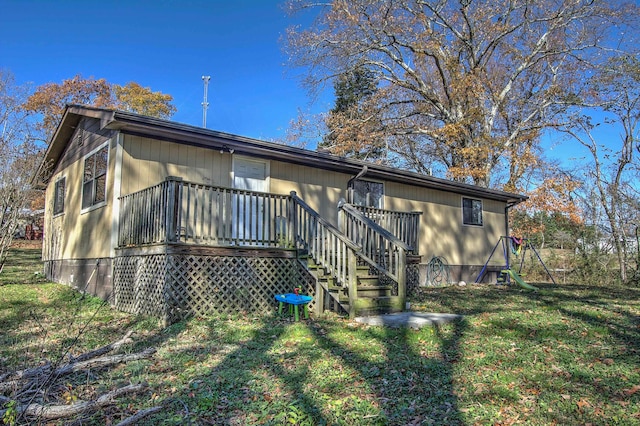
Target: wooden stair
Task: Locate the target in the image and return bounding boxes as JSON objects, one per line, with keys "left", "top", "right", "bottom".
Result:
{"left": 300, "top": 253, "right": 404, "bottom": 317}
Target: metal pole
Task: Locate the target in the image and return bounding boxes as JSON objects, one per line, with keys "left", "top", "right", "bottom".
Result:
{"left": 202, "top": 76, "right": 210, "bottom": 128}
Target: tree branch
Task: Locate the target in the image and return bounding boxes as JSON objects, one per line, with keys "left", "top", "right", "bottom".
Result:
{"left": 1, "top": 383, "right": 148, "bottom": 421}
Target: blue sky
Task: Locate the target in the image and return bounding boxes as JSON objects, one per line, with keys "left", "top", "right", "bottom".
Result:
{"left": 1, "top": 0, "right": 628, "bottom": 174}
{"left": 1, "top": 0, "right": 330, "bottom": 141}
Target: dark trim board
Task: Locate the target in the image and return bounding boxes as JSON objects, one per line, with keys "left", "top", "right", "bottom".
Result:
{"left": 44, "top": 258, "right": 113, "bottom": 301}
{"left": 37, "top": 105, "right": 528, "bottom": 205}
{"left": 115, "top": 243, "right": 299, "bottom": 258}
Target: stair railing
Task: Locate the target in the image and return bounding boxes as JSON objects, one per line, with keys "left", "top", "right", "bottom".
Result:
{"left": 338, "top": 201, "right": 409, "bottom": 302}
{"left": 289, "top": 191, "right": 363, "bottom": 313}
{"left": 349, "top": 205, "right": 421, "bottom": 254}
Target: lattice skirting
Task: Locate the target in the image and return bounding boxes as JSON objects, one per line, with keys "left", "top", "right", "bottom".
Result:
{"left": 113, "top": 255, "right": 168, "bottom": 318}
{"left": 113, "top": 249, "right": 315, "bottom": 324}
{"left": 406, "top": 262, "right": 421, "bottom": 297}
{"left": 375, "top": 261, "right": 420, "bottom": 297}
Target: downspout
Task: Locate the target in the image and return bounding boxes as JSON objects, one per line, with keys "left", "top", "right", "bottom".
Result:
{"left": 504, "top": 201, "right": 518, "bottom": 272}
{"left": 504, "top": 201, "right": 517, "bottom": 238}
{"left": 347, "top": 165, "right": 369, "bottom": 187}
{"left": 346, "top": 166, "right": 368, "bottom": 203}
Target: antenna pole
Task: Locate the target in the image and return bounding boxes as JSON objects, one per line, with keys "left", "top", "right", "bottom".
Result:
{"left": 202, "top": 75, "right": 211, "bottom": 128}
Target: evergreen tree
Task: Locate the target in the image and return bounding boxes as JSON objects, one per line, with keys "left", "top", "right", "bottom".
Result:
{"left": 319, "top": 67, "right": 386, "bottom": 162}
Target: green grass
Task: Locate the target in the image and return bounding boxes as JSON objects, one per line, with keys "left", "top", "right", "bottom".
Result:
{"left": 0, "top": 248, "right": 48, "bottom": 286}
{"left": 1, "top": 248, "right": 639, "bottom": 425}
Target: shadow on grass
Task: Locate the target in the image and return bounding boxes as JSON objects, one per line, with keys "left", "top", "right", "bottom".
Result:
{"left": 0, "top": 284, "right": 158, "bottom": 371}
{"left": 0, "top": 248, "right": 47, "bottom": 286}
{"left": 413, "top": 282, "right": 640, "bottom": 423}
{"left": 139, "top": 315, "right": 299, "bottom": 424}
{"left": 421, "top": 282, "right": 639, "bottom": 362}
{"left": 136, "top": 312, "right": 468, "bottom": 425}
{"left": 306, "top": 319, "right": 467, "bottom": 424}
{"left": 535, "top": 286, "right": 640, "bottom": 365}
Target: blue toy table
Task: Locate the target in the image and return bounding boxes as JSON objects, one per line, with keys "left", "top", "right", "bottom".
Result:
{"left": 275, "top": 293, "right": 313, "bottom": 321}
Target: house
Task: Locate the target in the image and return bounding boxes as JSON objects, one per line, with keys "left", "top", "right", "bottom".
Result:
{"left": 34, "top": 105, "right": 527, "bottom": 324}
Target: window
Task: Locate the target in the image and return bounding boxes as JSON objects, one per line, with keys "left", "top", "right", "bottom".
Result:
{"left": 349, "top": 179, "right": 383, "bottom": 208}
{"left": 82, "top": 145, "right": 108, "bottom": 210}
{"left": 462, "top": 197, "right": 483, "bottom": 226}
{"left": 53, "top": 177, "right": 65, "bottom": 215}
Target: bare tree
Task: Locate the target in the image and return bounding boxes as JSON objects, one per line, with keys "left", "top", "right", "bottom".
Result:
{"left": 285, "top": 0, "right": 638, "bottom": 189}
{"left": 0, "top": 69, "right": 39, "bottom": 273}
{"left": 564, "top": 54, "right": 640, "bottom": 282}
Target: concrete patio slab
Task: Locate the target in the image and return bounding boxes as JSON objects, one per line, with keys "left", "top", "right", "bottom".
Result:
{"left": 354, "top": 312, "right": 463, "bottom": 329}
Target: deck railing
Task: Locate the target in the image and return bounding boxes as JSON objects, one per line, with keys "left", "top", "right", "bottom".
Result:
{"left": 118, "top": 177, "right": 290, "bottom": 247}
{"left": 118, "top": 180, "right": 411, "bottom": 316}
{"left": 339, "top": 202, "right": 409, "bottom": 299}
{"left": 119, "top": 180, "right": 170, "bottom": 247}
{"left": 350, "top": 205, "right": 421, "bottom": 254}
{"left": 289, "top": 193, "right": 410, "bottom": 312}
{"left": 289, "top": 191, "right": 360, "bottom": 293}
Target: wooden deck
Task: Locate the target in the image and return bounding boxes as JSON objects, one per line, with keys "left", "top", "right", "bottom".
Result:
{"left": 115, "top": 177, "right": 421, "bottom": 322}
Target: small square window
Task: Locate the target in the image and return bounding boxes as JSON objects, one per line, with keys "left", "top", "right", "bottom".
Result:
{"left": 53, "top": 177, "right": 66, "bottom": 215}
{"left": 462, "top": 197, "right": 483, "bottom": 226}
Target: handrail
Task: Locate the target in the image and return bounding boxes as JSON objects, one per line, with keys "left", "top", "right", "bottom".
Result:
{"left": 289, "top": 191, "right": 361, "bottom": 292}
{"left": 289, "top": 192, "right": 360, "bottom": 251}
{"left": 351, "top": 205, "right": 422, "bottom": 216}
{"left": 340, "top": 203, "right": 411, "bottom": 252}
{"left": 349, "top": 204, "right": 421, "bottom": 254}
{"left": 339, "top": 202, "right": 408, "bottom": 294}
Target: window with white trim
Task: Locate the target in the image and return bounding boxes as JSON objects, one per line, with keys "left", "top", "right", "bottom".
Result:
{"left": 82, "top": 145, "right": 108, "bottom": 210}
{"left": 462, "top": 197, "right": 483, "bottom": 226}
{"left": 349, "top": 179, "right": 384, "bottom": 208}
{"left": 53, "top": 177, "right": 66, "bottom": 215}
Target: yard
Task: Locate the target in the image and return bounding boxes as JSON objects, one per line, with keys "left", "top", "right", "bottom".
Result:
{"left": 1, "top": 247, "right": 639, "bottom": 425}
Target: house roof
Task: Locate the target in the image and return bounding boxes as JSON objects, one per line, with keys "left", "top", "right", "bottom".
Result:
{"left": 35, "top": 104, "right": 528, "bottom": 204}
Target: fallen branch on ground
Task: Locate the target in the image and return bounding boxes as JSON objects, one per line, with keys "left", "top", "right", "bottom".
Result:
{"left": 114, "top": 405, "right": 164, "bottom": 426}
{"left": 0, "top": 331, "right": 158, "bottom": 424}
{"left": 4, "top": 383, "right": 148, "bottom": 421}
{"left": 69, "top": 329, "right": 135, "bottom": 363}
{"left": 0, "top": 329, "right": 134, "bottom": 384}
{"left": 0, "top": 348, "right": 156, "bottom": 393}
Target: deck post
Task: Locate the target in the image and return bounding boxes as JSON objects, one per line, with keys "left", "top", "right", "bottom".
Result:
{"left": 315, "top": 279, "right": 325, "bottom": 317}
{"left": 397, "top": 246, "right": 407, "bottom": 309}
{"left": 288, "top": 191, "right": 297, "bottom": 248}
{"left": 347, "top": 249, "right": 358, "bottom": 318}
{"left": 165, "top": 176, "right": 183, "bottom": 243}
{"left": 337, "top": 199, "right": 346, "bottom": 235}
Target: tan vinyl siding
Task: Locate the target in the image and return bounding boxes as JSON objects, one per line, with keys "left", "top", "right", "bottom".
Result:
{"left": 386, "top": 182, "right": 505, "bottom": 265}
{"left": 270, "top": 160, "right": 350, "bottom": 226}
{"left": 44, "top": 121, "right": 115, "bottom": 261}
{"left": 120, "top": 134, "right": 232, "bottom": 195}
{"left": 117, "top": 135, "right": 507, "bottom": 265}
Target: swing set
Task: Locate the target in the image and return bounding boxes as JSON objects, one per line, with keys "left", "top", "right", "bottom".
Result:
{"left": 475, "top": 236, "right": 556, "bottom": 290}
